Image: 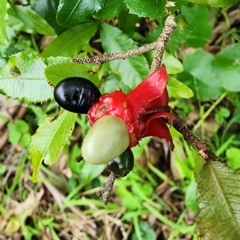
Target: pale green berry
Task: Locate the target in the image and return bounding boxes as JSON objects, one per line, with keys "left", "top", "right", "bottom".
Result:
{"left": 81, "top": 115, "right": 130, "bottom": 165}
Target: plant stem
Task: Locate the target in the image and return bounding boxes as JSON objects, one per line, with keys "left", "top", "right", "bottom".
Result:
{"left": 149, "top": 15, "right": 177, "bottom": 74}
{"left": 167, "top": 116, "right": 221, "bottom": 162}
{"left": 72, "top": 15, "right": 177, "bottom": 68}
{"left": 96, "top": 172, "right": 116, "bottom": 205}
{"left": 72, "top": 43, "right": 158, "bottom": 65}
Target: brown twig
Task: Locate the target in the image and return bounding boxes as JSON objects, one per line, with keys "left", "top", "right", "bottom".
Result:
{"left": 150, "top": 15, "right": 177, "bottom": 74}
{"left": 167, "top": 116, "right": 221, "bottom": 162}
{"left": 72, "top": 15, "right": 177, "bottom": 67}
{"left": 72, "top": 42, "right": 158, "bottom": 65}
{"left": 96, "top": 172, "right": 116, "bottom": 205}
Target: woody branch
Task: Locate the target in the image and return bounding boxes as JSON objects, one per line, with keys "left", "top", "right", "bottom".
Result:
{"left": 73, "top": 13, "right": 220, "bottom": 205}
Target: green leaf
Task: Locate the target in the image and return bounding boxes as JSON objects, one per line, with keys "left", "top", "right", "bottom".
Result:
{"left": 0, "top": 52, "right": 53, "bottom": 103}
{"left": 45, "top": 62, "right": 99, "bottom": 86}
{"left": 226, "top": 148, "right": 240, "bottom": 170}
{"left": 78, "top": 161, "right": 105, "bottom": 183}
{"left": 7, "top": 120, "right": 30, "bottom": 146}
{"left": 215, "top": 107, "right": 230, "bottom": 124}
{"left": 145, "top": 16, "right": 192, "bottom": 52}
{"left": 188, "top": 0, "right": 239, "bottom": 7}
{"left": 183, "top": 50, "right": 224, "bottom": 97}
{"left": 132, "top": 221, "right": 156, "bottom": 240}
{"left": 100, "top": 23, "right": 149, "bottom": 89}
{"left": 31, "top": 111, "right": 77, "bottom": 182}
{"left": 212, "top": 43, "right": 240, "bottom": 92}
{"left": 15, "top": 119, "right": 30, "bottom": 132}
{"left": 11, "top": 6, "right": 55, "bottom": 35}
{"left": 7, "top": 7, "right": 24, "bottom": 33}
{"left": 124, "top": 0, "right": 164, "bottom": 19}
{"left": 56, "top": 0, "right": 106, "bottom": 27}
{"left": 124, "top": 0, "right": 186, "bottom": 19}
{"left": 163, "top": 51, "right": 183, "bottom": 74}
{"left": 141, "top": 183, "right": 154, "bottom": 198}
{"left": 96, "top": 0, "right": 125, "bottom": 20}
{"left": 8, "top": 123, "right": 21, "bottom": 144}
{"left": 177, "top": 71, "right": 220, "bottom": 100}
{"left": 185, "top": 181, "right": 197, "bottom": 212}
{"left": 0, "top": 164, "right": 6, "bottom": 175}
{"left": 167, "top": 18, "right": 193, "bottom": 52}
{"left": 68, "top": 144, "right": 105, "bottom": 182}
{"left": 115, "top": 180, "right": 141, "bottom": 210}
{"left": 118, "top": 10, "right": 139, "bottom": 36}
{"left": 132, "top": 137, "right": 150, "bottom": 159}
{"left": 33, "top": 0, "right": 66, "bottom": 34}
{"left": 222, "top": 106, "right": 240, "bottom": 140}
{"left": 196, "top": 161, "right": 240, "bottom": 239}
{"left": 145, "top": 24, "right": 163, "bottom": 43}
{"left": 167, "top": 76, "right": 194, "bottom": 99}
{"left": 100, "top": 73, "right": 120, "bottom": 93}
{"left": 19, "top": 133, "right": 31, "bottom": 148}
{"left": 41, "top": 22, "right": 98, "bottom": 58}
{"left": 182, "top": 4, "right": 212, "bottom": 47}
{"left": 0, "top": 0, "right": 8, "bottom": 45}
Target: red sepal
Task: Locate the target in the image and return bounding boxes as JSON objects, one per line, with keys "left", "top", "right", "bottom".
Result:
{"left": 127, "top": 65, "right": 168, "bottom": 116}
{"left": 144, "top": 117, "right": 174, "bottom": 150}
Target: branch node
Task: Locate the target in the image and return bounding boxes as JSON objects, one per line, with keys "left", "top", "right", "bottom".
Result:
{"left": 198, "top": 149, "right": 208, "bottom": 160}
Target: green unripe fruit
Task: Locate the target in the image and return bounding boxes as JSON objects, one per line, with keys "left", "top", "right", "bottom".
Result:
{"left": 81, "top": 115, "right": 130, "bottom": 165}
{"left": 107, "top": 148, "right": 134, "bottom": 177}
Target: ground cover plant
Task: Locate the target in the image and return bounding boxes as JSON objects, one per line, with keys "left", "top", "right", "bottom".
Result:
{"left": 0, "top": 0, "right": 240, "bottom": 239}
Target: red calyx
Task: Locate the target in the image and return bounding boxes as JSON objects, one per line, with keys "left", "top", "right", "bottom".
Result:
{"left": 88, "top": 65, "right": 174, "bottom": 149}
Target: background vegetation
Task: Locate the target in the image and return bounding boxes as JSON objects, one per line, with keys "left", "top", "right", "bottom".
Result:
{"left": 0, "top": 0, "right": 240, "bottom": 239}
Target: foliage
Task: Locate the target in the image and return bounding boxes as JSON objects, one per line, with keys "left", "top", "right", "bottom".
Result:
{"left": 7, "top": 119, "right": 31, "bottom": 147}
{"left": 0, "top": 0, "right": 240, "bottom": 239}
{"left": 196, "top": 161, "right": 240, "bottom": 239}
{"left": 30, "top": 110, "right": 77, "bottom": 182}
{"left": 188, "top": 0, "right": 239, "bottom": 7}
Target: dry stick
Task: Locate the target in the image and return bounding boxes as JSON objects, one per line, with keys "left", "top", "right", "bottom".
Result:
{"left": 168, "top": 116, "right": 220, "bottom": 162}
{"left": 72, "top": 42, "right": 158, "bottom": 65}
{"left": 72, "top": 16, "right": 177, "bottom": 67}
{"left": 149, "top": 14, "right": 177, "bottom": 74}
{"left": 96, "top": 172, "right": 116, "bottom": 205}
